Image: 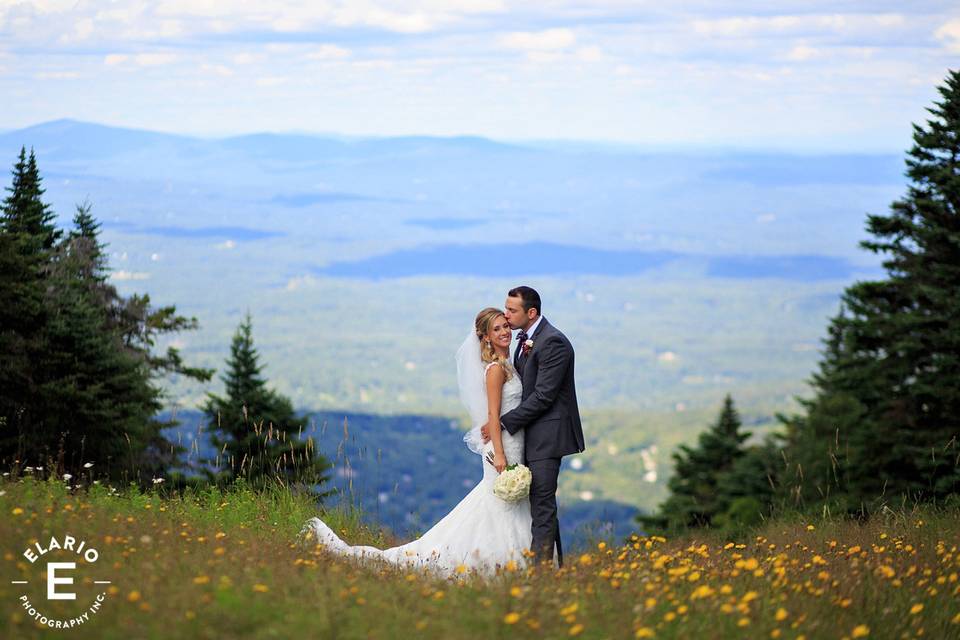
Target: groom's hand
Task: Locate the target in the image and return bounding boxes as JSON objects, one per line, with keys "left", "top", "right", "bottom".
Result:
{"left": 480, "top": 422, "right": 490, "bottom": 443}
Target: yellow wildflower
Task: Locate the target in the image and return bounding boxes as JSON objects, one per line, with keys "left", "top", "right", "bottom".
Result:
{"left": 503, "top": 612, "right": 521, "bottom": 625}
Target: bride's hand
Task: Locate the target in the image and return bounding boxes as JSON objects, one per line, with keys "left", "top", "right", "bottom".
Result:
{"left": 493, "top": 451, "right": 507, "bottom": 473}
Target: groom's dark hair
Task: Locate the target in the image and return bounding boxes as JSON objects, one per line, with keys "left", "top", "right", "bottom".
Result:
{"left": 508, "top": 286, "right": 541, "bottom": 315}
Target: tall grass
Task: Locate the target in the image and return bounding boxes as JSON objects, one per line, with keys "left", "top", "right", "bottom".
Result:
{"left": 1, "top": 472, "right": 958, "bottom": 639}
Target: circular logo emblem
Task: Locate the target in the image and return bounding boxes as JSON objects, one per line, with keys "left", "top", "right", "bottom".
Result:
{"left": 10, "top": 533, "right": 112, "bottom": 631}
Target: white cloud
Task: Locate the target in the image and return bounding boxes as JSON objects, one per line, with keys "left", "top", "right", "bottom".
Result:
{"left": 111, "top": 270, "right": 150, "bottom": 281}
{"left": 200, "top": 63, "right": 233, "bottom": 77}
{"left": 500, "top": 28, "right": 576, "bottom": 51}
{"left": 306, "top": 44, "right": 351, "bottom": 60}
{"left": 692, "top": 13, "right": 905, "bottom": 38}
{"left": 214, "top": 240, "right": 236, "bottom": 250}
{"left": 104, "top": 52, "right": 178, "bottom": 67}
{"left": 57, "top": 16, "right": 94, "bottom": 43}
{"left": 0, "top": 2, "right": 950, "bottom": 149}
{"left": 35, "top": 70, "right": 80, "bottom": 79}
{"left": 284, "top": 275, "right": 316, "bottom": 291}
{"left": 134, "top": 53, "right": 178, "bottom": 66}
{"left": 231, "top": 53, "right": 260, "bottom": 65}
{"left": 935, "top": 19, "right": 960, "bottom": 52}
{"left": 574, "top": 45, "right": 605, "bottom": 62}
{"left": 786, "top": 44, "right": 820, "bottom": 61}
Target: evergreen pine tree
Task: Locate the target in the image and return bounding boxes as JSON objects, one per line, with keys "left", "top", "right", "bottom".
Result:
{"left": 779, "top": 69, "right": 960, "bottom": 509}
{"left": 66, "top": 201, "right": 109, "bottom": 284}
{"left": 0, "top": 146, "right": 59, "bottom": 462}
{"left": 640, "top": 395, "right": 751, "bottom": 531}
{"left": 0, "top": 147, "right": 62, "bottom": 254}
{"left": 0, "top": 151, "right": 212, "bottom": 483}
{"left": 0, "top": 230, "right": 45, "bottom": 449}
{"left": 713, "top": 438, "right": 780, "bottom": 530}
{"left": 203, "top": 313, "right": 330, "bottom": 494}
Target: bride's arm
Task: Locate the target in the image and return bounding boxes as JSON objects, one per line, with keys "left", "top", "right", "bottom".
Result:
{"left": 485, "top": 363, "right": 507, "bottom": 473}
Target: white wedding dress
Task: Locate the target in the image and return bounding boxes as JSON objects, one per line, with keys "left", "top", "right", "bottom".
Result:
{"left": 301, "top": 361, "right": 532, "bottom": 577}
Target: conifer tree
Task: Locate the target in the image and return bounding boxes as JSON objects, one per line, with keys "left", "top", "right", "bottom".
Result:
{"left": 0, "top": 230, "right": 45, "bottom": 447}
{"left": 779, "top": 70, "right": 960, "bottom": 509}
{"left": 640, "top": 395, "right": 751, "bottom": 530}
{"left": 203, "top": 313, "right": 330, "bottom": 495}
{"left": 713, "top": 438, "right": 780, "bottom": 530}
{"left": 0, "top": 147, "right": 61, "bottom": 254}
{"left": 0, "top": 151, "right": 212, "bottom": 482}
{"left": 0, "top": 146, "right": 59, "bottom": 461}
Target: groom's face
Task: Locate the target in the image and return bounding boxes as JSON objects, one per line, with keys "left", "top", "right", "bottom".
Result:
{"left": 504, "top": 296, "right": 535, "bottom": 331}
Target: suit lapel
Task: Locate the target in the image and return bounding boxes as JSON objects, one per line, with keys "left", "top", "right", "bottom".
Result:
{"left": 519, "top": 318, "right": 549, "bottom": 390}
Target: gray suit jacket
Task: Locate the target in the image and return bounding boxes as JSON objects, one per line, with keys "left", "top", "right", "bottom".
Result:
{"left": 500, "top": 317, "right": 585, "bottom": 462}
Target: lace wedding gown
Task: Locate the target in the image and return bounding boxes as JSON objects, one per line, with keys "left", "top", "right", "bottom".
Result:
{"left": 301, "top": 362, "right": 532, "bottom": 576}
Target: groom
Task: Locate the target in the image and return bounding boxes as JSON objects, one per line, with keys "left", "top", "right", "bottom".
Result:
{"left": 482, "top": 286, "right": 584, "bottom": 568}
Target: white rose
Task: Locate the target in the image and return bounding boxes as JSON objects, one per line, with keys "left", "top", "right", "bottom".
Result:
{"left": 493, "top": 464, "right": 532, "bottom": 502}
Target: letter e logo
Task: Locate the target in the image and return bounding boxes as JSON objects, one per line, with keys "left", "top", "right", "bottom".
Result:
{"left": 47, "top": 562, "right": 76, "bottom": 600}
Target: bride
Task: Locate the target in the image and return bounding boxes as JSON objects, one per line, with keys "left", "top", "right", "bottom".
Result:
{"left": 300, "top": 307, "right": 532, "bottom": 576}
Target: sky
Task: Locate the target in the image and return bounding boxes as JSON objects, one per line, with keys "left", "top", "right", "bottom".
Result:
{"left": 1, "top": 1, "right": 958, "bottom": 150}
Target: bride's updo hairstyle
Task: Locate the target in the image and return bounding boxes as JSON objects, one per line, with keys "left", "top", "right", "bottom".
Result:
{"left": 475, "top": 307, "right": 514, "bottom": 381}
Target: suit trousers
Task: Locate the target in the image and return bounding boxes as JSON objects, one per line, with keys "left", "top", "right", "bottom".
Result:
{"left": 527, "top": 456, "right": 563, "bottom": 568}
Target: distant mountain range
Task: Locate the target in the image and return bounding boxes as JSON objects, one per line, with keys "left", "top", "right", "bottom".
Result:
{"left": 0, "top": 118, "right": 910, "bottom": 526}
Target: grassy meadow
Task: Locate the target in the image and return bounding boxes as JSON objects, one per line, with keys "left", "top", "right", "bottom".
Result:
{"left": 1, "top": 475, "right": 958, "bottom": 639}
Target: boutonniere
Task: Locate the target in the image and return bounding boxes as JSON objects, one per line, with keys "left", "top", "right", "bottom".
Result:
{"left": 522, "top": 339, "right": 534, "bottom": 355}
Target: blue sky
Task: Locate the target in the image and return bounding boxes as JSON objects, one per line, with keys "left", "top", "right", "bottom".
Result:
{"left": 1, "top": 1, "right": 957, "bottom": 150}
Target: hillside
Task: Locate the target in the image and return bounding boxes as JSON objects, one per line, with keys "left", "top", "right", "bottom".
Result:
{"left": 0, "top": 119, "right": 907, "bottom": 538}
{"left": 1, "top": 476, "right": 956, "bottom": 639}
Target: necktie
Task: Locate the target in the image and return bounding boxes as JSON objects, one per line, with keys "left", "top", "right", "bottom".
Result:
{"left": 515, "top": 330, "right": 528, "bottom": 370}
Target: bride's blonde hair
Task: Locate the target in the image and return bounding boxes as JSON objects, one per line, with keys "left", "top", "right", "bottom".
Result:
{"left": 475, "top": 307, "right": 514, "bottom": 381}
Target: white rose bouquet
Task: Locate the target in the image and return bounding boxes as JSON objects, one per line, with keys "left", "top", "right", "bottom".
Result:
{"left": 493, "top": 463, "right": 532, "bottom": 502}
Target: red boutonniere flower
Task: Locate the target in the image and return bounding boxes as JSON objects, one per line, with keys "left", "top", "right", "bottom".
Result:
{"left": 522, "top": 339, "right": 534, "bottom": 355}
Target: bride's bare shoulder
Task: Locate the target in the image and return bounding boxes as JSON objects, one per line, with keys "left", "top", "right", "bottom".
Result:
{"left": 484, "top": 361, "right": 506, "bottom": 381}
